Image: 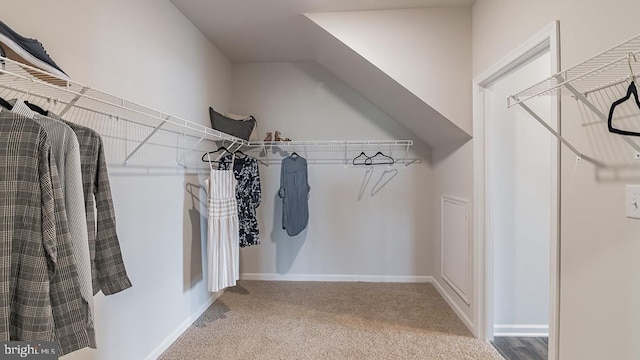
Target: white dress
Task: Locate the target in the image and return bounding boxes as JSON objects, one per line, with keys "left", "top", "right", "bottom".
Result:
{"left": 205, "top": 154, "right": 240, "bottom": 292}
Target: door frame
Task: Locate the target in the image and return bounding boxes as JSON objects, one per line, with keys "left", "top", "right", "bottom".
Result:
{"left": 472, "top": 21, "right": 560, "bottom": 360}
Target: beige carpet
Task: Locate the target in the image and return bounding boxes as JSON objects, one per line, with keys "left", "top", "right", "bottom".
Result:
{"left": 159, "top": 281, "right": 503, "bottom": 360}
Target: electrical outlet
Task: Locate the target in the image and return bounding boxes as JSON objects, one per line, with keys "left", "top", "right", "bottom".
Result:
{"left": 626, "top": 185, "right": 640, "bottom": 219}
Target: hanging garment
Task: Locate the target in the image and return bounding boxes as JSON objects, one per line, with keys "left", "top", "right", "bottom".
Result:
{"left": 0, "top": 110, "right": 89, "bottom": 355}
{"left": 47, "top": 111, "right": 132, "bottom": 296}
{"left": 205, "top": 154, "right": 240, "bottom": 292}
{"left": 12, "top": 101, "right": 96, "bottom": 347}
{"left": 219, "top": 154, "right": 262, "bottom": 247}
{"left": 278, "top": 154, "right": 310, "bottom": 236}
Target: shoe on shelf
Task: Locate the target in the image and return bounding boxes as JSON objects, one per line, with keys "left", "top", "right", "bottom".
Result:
{"left": 0, "top": 20, "right": 70, "bottom": 86}
{"left": 274, "top": 131, "right": 292, "bottom": 142}
{"left": 264, "top": 132, "right": 273, "bottom": 142}
{"left": 0, "top": 45, "right": 5, "bottom": 70}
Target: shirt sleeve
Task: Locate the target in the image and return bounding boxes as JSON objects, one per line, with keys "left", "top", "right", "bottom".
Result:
{"left": 93, "top": 136, "right": 132, "bottom": 295}
{"left": 45, "top": 148, "right": 90, "bottom": 355}
{"left": 65, "top": 138, "right": 96, "bottom": 348}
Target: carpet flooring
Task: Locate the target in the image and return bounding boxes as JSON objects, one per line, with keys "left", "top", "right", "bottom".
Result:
{"left": 159, "top": 281, "right": 503, "bottom": 360}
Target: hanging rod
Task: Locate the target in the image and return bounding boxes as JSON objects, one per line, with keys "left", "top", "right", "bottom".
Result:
{"left": 246, "top": 140, "right": 413, "bottom": 147}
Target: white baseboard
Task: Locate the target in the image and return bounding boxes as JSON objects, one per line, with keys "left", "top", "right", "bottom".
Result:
{"left": 144, "top": 291, "right": 224, "bottom": 360}
{"left": 494, "top": 324, "right": 549, "bottom": 337}
{"left": 430, "top": 278, "right": 474, "bottom": 333}
{"left": 239, "top": 273, "right": 431, "bottom": 283}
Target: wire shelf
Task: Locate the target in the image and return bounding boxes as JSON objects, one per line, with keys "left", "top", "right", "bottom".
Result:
{"left": 0, "top": 56, "right": 247, "bottom": 168}
{"left": 240, "top": 140, "right": 418, "bottom": 165}
{"left": 508, "top": 33, "right": 640, "bottom": 107}
{"left": 0, "top": 57, "right": 417, "bottom": 167}
{"left": 507, "top": 32, "right": 640, "bottom": 168}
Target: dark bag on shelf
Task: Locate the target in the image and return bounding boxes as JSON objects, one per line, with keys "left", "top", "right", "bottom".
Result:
{"left": 209, "top": 107, "right": 256, "bottom": 141}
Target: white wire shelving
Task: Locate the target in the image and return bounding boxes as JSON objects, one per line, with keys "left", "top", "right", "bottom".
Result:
{"left": 240, "top": 140, "right": 418, "bottom": 166}
{"left": 0, "top": 56, "right": 418, "bottom": 168}
{"left": 0, "top": 56, "right": 247, "bottom": 168}
{"left": 509, "top": 34, "right": 640, "bottom": 106}
{"left": 508, "top": 33, "right": 640, "bottom": 168}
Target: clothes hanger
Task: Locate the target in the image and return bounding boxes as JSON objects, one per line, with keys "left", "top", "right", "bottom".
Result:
{"left": 358, "top": 167, "right": 374, "bottom": 201}
{"left": 6, "top": 97, "right": 37, "bottom": 119}
{"left": 235, "top": 148, "right": 271, "bottom": 167}
{"left": 352, "top": 152, "right": 369, "bottom": 165}
{"left": 607, "top": 53, "right": 640, "bottom": 136}
{"left": 201, "top": 146, "right": 232, "bottom": 162}
{"left": 0, "top": 97, "right": 12, "bottom": 110}
{"left": 233, "top": 148, "right": 248, "bottom": 159}
{"left": 367, "top": 151, "right": 394, "bottom": 165}
{"left": 24, "top": 101, "right": 47, "bottom": 116}
{"left": 290, "top": 151, "right": 299, "bottom": 158}
{"left": 371, "top": 168, "right": 398, "bottom": 196}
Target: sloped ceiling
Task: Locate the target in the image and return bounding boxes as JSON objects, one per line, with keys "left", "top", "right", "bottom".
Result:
{"left": 171, "top": 0, "right": 474, "bottom": 149}
{"left": 170, "top": 0, "right": 475, "bottom": 63}
{"left": 306, "top": 12, "right": 471, "bottom": 148}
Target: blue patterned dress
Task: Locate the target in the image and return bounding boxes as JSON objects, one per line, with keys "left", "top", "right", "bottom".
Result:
{"left": 219, "top": 155, "right": 262, "bottom": 247}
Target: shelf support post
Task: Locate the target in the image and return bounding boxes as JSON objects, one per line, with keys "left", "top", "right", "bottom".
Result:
{"left": 176, "top": 133, "right": 207, "bottom": 165}
{"left": 516, "top": 101, "right": 605, "bottom": 167}
{"left": 59, "top": 86, "right": 89, "bottom": 117}
{"left": 123, "top": 119, "right": 167, "bottom": 165}
{"left": 559, "top": 76, "right": 640, "bottom": 152}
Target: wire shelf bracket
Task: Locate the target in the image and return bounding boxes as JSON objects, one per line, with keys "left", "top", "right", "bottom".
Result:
{"left": 507, "top": 32, "right": 640, "bottom": 168}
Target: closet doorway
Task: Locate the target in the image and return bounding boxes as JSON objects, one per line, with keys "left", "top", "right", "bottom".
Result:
{"left": 473, "top": 22, "right": 560, "bottom": 360}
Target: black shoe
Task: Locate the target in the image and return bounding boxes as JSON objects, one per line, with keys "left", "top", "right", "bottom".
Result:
{"left": 0, "top": 44, "right": 5, "bottom": 70}
{"left": 0, "top": 20, "right": 69, "bottom": 80}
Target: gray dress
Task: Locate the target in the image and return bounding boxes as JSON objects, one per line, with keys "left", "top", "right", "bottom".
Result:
{"left": 278, "top": 154, "right": 310, "bottom": 236}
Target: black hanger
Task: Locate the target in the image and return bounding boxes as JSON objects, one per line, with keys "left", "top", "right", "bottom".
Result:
{"left": 353, "top": 152, "right": 369, "bottom": 165}
{"left": 0, "top": 97, "right": 12, "bottom": 110}
{"left": 290, "top": 151, "right": 299, "bottom": 158}
{"left": 201, "top": 146, "right": 232, "bottom": 162}
{"left": 25, "top": 101, "right": 47, "bottom": 116}
{"left": 367, "top": 151, "right": 394, "bottom": 165}
{"left": 608, "top": 53, "right": 640, "bottom": 136}
{"left": 234, "top": 148, "right": 248, "bottom": 159}
{"left": 607, "top": 81, "right": 640, "bottom": 136}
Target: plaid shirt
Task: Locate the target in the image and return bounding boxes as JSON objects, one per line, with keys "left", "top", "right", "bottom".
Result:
{"left": 12, "top": 101, "right": 95, "bottom": 347}
{"left": 48, "top": 112, "right": 132, "bottom": 295}
{"left": 0, "top": 111, "right": 89, "bottom": 354}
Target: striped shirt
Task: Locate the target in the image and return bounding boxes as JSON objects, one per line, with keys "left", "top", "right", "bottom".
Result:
{"left": 0, "top": 110, "right": 89, "bottom": 355}
{"left": 47, "top": 111, "right": 132, "bottom": 295}
{"left": 11, "top": 101, "right": 96, "bottom": 347}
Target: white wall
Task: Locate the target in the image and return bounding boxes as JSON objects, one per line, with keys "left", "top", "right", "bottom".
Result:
{"left": 2, "top": 1, "right": 232, "bottom": 359}
{"left": 230, "top": 62, "right": 433, "bottom": 279}
{"left": 488, "top": 53, "right": 551, "bottom": 334}
{"left": 473, "top": 1, "right": 640, "bottom": 359}
{"left": 305, "top": 7, "right": 473, "bottom": 135}
{"left": 305, "top": 6, "right": 475, "bottom": 325}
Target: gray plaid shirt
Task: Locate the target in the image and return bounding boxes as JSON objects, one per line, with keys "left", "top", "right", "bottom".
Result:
{"left": 48, "top": 112, "right": 132, "bottom": 295}
{"left": 0, "top": 110, "right": 89, "bottom": 355}
{"left": 12, "top": 101, "right": 95, "bottom": 347}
